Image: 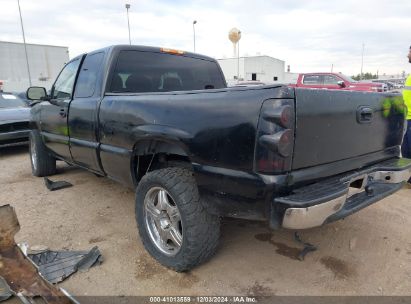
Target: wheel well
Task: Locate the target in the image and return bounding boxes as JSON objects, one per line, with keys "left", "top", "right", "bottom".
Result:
{"left": 132, "top": 140, "right": 192, "bottom": 185}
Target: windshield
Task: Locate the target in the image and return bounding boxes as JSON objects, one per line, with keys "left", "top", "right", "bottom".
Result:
{"left": 339, "top": 74, "right": 357, "bottom": 83}
{"left": 0, "top": 93, "right": 27, "bottom": 108}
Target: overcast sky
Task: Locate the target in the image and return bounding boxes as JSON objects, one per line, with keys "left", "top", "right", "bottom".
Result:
{"left": 1, "top": 0, "right": 410, "bottom": 76}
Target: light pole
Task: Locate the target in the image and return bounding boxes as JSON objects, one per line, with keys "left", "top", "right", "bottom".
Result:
{"left": 17, "top": 0, "right": 32, "bottom": 87}
{"left": 360, "top": 43, "right": 365, "bottom": 80}
{"left": 193, "top": 20, "right": 197, "bottom": 52}
{"left": 125, "top": 4, "right": 131, "bottom": 45}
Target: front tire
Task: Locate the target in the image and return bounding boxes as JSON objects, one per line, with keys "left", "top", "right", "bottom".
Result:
{"left": 29, "top": 130, "right": 56, "bottom": 177}
{"left": 135, "top": 167, "right": 220, "bottom": 272}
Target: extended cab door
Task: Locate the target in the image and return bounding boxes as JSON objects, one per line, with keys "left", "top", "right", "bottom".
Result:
{"left": 40, "top": 57, "right": 82, "bottom": 159}
{"left": 68, "top": 51, "right": 105, "bottom": 173}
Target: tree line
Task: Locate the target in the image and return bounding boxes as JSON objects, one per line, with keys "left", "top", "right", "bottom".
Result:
{"left": 351, "top": 73, "right": 378, "bottom": 81}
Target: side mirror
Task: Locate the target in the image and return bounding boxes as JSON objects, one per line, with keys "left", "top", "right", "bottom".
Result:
{"left": 337, "top": 81, "right": 346, "bottom": 88}
{"left": 26, "top": 87, "right": 48, "bottom": 101}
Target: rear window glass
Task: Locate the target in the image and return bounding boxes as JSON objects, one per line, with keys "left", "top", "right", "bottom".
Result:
{"left": 0, "top": 94, "right": 27, "bottom": 108}
{"left": 109, "top": 50, "right": 226, "bottom": 93}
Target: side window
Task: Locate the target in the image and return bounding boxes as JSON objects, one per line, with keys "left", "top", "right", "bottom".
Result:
{"left": 75, "top": 52, "right": 104, "bottom": 98}
{"left": 323, "top": 75, "right": 340, "bottom": 85}
{"left": 302, "top": 75, "right": 321, "bottom": 85}
{"left": 52, "top": 59, "right": 81, "bottom": 100}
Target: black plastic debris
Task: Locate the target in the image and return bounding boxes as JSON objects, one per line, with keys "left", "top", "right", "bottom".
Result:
{"left": 0, "top": 204, "right": 78, "bottom": 304}
{"left": 43, "top": 177, "right": 73, "bottom": 191}
{"left": 0, "top": 276, "right": 12, "bottom": 302}
{"left": 28, "top": 246, "right": 103, "bottom": 284}
{"left": 294, "top": 232, "right": 317, "bottom": 261}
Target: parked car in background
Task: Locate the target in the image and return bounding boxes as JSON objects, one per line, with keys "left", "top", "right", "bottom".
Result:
{"left": 291, "top": 73, "right": 387, "bottom": 92}
{"left": 15, "top": 91, "right": 32, "bottom": 106}
{"left": 394, "top": 82, "right": 404, "bottom": 90}
{"left": 372, "top": 80, "right": 395, "bottom": 91}
{"left": 0, "top": 92, "right": 30, "bottom": 147}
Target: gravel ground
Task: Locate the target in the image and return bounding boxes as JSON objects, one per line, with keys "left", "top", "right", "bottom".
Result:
{"left": 1, "top": 146, "right": 410, "bottom": 298}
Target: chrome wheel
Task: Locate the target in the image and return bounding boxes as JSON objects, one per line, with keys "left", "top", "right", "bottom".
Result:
{"left": 30, "top": 137, "right": 37, "bottom": 171}
{"left": 144, "top": 187, "right": 183, "bottom": 256}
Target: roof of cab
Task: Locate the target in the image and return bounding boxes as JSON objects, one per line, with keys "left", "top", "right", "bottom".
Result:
{"left": 87, "top": 45, "right": 217, "bottom": 62}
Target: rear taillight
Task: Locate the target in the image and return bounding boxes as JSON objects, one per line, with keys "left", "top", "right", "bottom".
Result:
{"left": 255, "top": 98, "right": 295, "bottom": 174}
{"left": 259, "top": 130, "right": 293, "bottom": 157}
{"left": 262, "top": 105, "right": 293, "bottom": 128}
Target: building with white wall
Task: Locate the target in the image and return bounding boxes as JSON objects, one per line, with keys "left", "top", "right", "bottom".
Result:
{"left": 283, "top": 72, "right": 299, "bottom": 84}
{"left": 0, "top": 41, "right": 69, "bottom": 92}
{"left": 218, "top": 55, "right": 288, "bottom": 85}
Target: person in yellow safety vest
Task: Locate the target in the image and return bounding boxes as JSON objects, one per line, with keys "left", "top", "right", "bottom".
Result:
{"left": 402, "top": 46, "right": 411, "bottom": 183}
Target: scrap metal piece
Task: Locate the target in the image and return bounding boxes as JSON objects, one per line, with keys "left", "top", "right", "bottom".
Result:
{"left": 43, "top": 177, "right": 73, "bottom": 191}
{"left": 28, "top": 246, "right": 103, "bottom": 284}
{"left": 0, "top": 276, "right": 13, "bottom": 302}
{"left": 0, "top": 204, "right": 77, "bottom": 304}
{"left": 294, "top": 232, "right": 317, "bottom": 261}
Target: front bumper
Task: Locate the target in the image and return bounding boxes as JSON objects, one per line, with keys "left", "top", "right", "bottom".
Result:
{"left": 275, "top": 158, "right": 411, "bottom": 229}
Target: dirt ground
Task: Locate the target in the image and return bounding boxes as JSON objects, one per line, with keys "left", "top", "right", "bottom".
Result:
{"left": 1, "top": 146, "right": 410, "bottom": 297}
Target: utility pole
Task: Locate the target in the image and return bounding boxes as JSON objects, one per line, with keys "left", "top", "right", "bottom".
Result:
{"left": 331, "top": 64, "right": 334, "bottom": 73}
{"left": 125, "top": 4, "right": 131, "bottom": 45}
{"left": 193, "top": 20, "right": 197, "bottom": 52}
{"left": 360, "top": 43, "right": 365, "bottom": 80}
{"left": 17, "top": 0, "right": 32, "bottom": 87}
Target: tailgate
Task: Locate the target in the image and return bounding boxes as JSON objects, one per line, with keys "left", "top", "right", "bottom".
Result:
{"left": 292, "top": 89, "right": 405, "bottom": 170}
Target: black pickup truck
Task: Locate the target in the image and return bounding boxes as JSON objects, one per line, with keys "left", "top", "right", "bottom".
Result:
{"left": 27, "top": 45, "right": 411, "bottom": 271}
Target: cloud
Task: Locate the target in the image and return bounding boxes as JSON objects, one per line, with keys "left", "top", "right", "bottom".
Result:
{"left": 1, "top": 0, "right": 410, "bottom": 75}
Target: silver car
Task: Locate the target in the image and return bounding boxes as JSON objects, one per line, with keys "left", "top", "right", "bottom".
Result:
{"left": 0, "top": 92, "right": 30, "bottom": 147}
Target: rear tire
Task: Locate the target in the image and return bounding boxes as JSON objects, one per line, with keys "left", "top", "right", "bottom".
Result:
{"left": 135, "top": 167, "right": 220, "bottom": 272}
{"left": 29, "top": 130, "right": 56, "bottom": 177}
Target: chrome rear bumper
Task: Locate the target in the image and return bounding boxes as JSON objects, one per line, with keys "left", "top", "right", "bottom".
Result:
{"left": 277, "top": 159, "right": 411, "bottom": 229}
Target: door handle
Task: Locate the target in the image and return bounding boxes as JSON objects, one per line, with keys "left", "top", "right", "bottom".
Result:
{"left": 357, "top": 106, "right": 373, "bottom": 123}
{"left": 59, "top": 108, "right": 67, "bottom": 118}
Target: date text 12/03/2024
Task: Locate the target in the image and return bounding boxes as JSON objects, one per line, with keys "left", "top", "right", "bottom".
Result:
{"left": 149, "top": 296, "right": 257, "bottom": 303}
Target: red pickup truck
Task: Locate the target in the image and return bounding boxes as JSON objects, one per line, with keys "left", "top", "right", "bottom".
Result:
{"left": 291, "top": 73, "right": 387, "bottom": 92}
